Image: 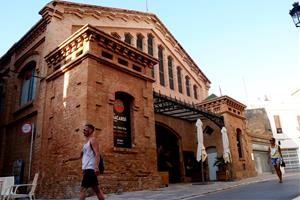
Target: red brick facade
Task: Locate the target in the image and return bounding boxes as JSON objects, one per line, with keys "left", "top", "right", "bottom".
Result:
{"left": 41, "top": 25, "right": 161, "bottom": 197}
{"left": 198, "top": 96, "right": 257, "bottom": 179}
{"left": 0, "top": 1, "right": 256, "bottom": 198}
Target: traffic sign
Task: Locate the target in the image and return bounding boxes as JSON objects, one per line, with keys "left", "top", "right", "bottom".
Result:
{"left": 21, "top": 122, "right": 32, "bottom": 134}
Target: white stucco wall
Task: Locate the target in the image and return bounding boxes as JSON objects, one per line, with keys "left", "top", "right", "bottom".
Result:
{"left": 248, "top": 89, "right": 300, "bottom": 171}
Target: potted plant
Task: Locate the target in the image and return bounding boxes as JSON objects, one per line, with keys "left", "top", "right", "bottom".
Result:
{"left": 213, "top": 155, "right": 229, "bottom": 181}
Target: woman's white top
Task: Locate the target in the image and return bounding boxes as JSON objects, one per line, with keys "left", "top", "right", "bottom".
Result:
{"left": 82, "top": 141, "right": 95, "bottom": 170}
{"left": 270, "top": 144, "right": 280, "bottom": 158}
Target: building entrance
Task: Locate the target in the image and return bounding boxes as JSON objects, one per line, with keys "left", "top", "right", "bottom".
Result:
{"left": 156, "top": 124, "right": 181, "bottom": 183}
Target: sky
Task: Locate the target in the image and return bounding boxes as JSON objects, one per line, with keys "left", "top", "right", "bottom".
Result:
{"left": 0, "top": 0, "right": 299, "bottom": 105}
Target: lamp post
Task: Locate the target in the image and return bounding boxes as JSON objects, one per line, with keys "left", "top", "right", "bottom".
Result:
{"left": 289, "top": 2, "right": 300, "bottom": 84}
{"left": 290, "top": 2, "right": 300, "bottom": 27}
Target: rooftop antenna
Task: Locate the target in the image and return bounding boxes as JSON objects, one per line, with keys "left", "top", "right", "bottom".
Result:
{"left": 242, "top": 76, "right": 249, "bottom": 104}
{"left": 146, "top": 0, "right": 149, "bottom": 12}
{"left": 219, "top": 85, "right": 222, "bottom": 96}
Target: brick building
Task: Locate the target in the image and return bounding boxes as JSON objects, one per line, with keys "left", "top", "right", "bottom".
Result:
{"left": 198, "top": 95, "right": 256, "bottom": 179}
{"left": 245, "top": 108, "right": 273, "bottom": 174}
{"left": 0, "top": 1, "right": 256, "bottom": 198}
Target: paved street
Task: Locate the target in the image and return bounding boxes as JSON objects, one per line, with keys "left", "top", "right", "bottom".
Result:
{"left": 83, "top": 172, "right": 299, "bottom": 200}
{"left": 185, "top": 174, "right": 300, "bottom": 200}
{"left": 53, "top": 172, "right": 299, "bottom": 200}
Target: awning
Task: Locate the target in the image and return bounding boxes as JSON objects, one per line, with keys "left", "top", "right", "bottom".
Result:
{"left": 153, "top": 91, "right": 224, "bottom": 128}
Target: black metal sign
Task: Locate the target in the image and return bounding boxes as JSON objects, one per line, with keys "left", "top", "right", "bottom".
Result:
{"left": 113, "top": 99, "right": 131, "bottom": 148}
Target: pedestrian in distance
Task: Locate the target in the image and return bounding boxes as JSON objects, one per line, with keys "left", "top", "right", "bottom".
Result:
{"left": 63, "top": 124, "right": 105, "bottom": 200}
{"left": 268, "top": 137, "right": 283, "bottom": 183}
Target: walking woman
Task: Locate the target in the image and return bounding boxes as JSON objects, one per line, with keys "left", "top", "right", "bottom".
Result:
{"left": 268, "top": 137, "right": 283, "bottom": 183}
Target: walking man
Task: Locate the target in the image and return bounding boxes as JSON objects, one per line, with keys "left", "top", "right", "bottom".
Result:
{"left": 63, "top": 124, "right": 105, "bottom": 200}
{"left": 268, "top": 137, "right": 283, "bottom": 183}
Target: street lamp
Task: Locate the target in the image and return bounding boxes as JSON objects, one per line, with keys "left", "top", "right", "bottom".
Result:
{"left": 290, "top": 2, "right": 300, "bottom": 27}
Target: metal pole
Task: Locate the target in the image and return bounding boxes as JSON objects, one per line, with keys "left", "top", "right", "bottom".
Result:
{"left": 201, "top": 160, "right": 204, "bottom": 182}
{"left": 28, "top": 123, "right": 34, "bottom": 180}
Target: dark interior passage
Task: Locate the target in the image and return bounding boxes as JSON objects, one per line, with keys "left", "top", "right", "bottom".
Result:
{"left": 156, "top": 124, "right": 181, "bottom": 183}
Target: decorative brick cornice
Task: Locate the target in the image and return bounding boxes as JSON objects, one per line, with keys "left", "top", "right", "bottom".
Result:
{"left": 198, "top": 95, "right": 246, "bottom": 117}
{"left": 201, "top": 95, "right": 245, "bottom": 108}
{"left": 44, "top": 31, "right": 87, "bottom": 69}
{"left": 39, "top": 1, "right": 64, "bottom": 21}
{"left": 96, "top": 33, "right": 157, "bottom": 68}
{"left": 15, "top": 20, "right": 48, "bottom": 56}
{"left": 45, "top": 24, "right": 158, "bottom": 74}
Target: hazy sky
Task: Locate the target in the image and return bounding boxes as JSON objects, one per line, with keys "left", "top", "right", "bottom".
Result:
{"left": 1, "top": 0, "right": 299, "bottom": 105}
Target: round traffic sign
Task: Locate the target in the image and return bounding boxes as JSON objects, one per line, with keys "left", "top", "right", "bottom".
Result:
{"left": 22, "top": 122, "right": 32, "bottom": 134}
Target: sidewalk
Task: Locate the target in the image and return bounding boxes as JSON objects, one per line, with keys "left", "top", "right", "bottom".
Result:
{"left": 97, "top": 172, "right": 297, "bottom": 200}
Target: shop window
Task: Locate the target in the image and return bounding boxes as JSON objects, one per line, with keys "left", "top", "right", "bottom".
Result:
{"left": 177, "top": 67, "right": 182, "bottom": 93}
{"left": 158, "top": 46, "right": 165, "bottom": 86}
{"left": 168, "top": 56, "right": 174, "bottom": 90}
{"left": 20, "top": 61, "right": 37, "bottom": 106}
{"left": 274, "top": 115, "right": 283, "bottom": 133}
{"left": 185, "top": 76, "right": 190, "bottom": 97}
{"left": 236, "top": 129, "right": 243, "bottom": 158}
{"left": 147, "top": 34, "right": 154, "bottom": 56}
{"left": 193, "top": 85, "right": 198, "bottom": 99}
{"left": 113, "top": 92, "right": 134, "bottom": 148}
{"left": 136, "top": 33, "right": 144, "bottom": 51}
{"left": 124, "top": 33, "right": 132, "bottom": 45}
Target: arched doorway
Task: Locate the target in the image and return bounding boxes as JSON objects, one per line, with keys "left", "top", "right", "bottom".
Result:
{"left": 156, "top": 124, "right": 181, "bottom": 183}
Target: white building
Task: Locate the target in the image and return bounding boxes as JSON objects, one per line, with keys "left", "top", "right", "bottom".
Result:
{"left": 249, "top": 89, "right": 300, "bottom": 172}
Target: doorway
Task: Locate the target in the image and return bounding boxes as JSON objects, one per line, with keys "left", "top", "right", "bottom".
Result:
{"left": 207, "top": 147, "right": 218, "bottom": 181}
{"left": 253, "top": 150, "right": 272, "bottom": 174}
{"left": 156, "top": 124, "right": 181, "bottom": 183}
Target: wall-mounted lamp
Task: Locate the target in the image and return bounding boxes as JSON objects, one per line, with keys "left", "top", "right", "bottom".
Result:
{"left": 290, "top": 2, "right": 300, "bottom": 27}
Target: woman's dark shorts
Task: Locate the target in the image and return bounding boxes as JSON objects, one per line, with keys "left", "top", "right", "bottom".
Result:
{"left": 81, "top": 169, "right": 99, "bottom": 188}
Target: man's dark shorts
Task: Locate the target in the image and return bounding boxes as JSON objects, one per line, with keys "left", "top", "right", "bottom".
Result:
{"left": 81, "top": 169, "right": 99, "bottom": 188}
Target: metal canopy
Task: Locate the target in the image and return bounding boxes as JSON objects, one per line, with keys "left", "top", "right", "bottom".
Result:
{"left": 153, "top": 91, "right": 224, "bottom": 128}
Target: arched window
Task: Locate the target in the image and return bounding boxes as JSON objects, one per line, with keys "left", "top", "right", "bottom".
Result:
{"left": 148, "top": 34, "right": 155, "bottom": 77}
{"left": 193, "top": 85, "right": 198, "bottom": 99}
{"left": 168, "top": 56, "right": 174, "bottom": 90}
{"left": 136, "top": 33, "right": 144, "bottom": 51}
{"left": 158, "top": 46, "right": 165, "bottom": 86}
{"left": 113, "top": 92, "right": 134, "bottom": 148}
{"left": 124, "top": 33, "right": 132, "bottom": 45}
{"left": 177, "top": 67, "right": 183, "bottom": 93}
{"left": 147, "top": 34, "right": 154, "bottom": 56}
{"left": 236, "top": 129, "right": 243, "bottom": 158}
{"left": 19, "top": 61, "right": 37, "bottom": 106}
{"left": 185, "top": 76, "right": 190, "bottom": 96}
